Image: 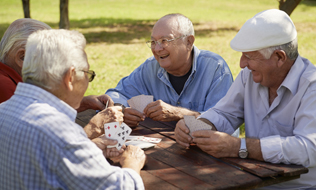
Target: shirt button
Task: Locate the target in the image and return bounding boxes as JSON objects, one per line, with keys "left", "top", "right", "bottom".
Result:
{"left": 177, "top": 101, "right": 180, "bottom": 105}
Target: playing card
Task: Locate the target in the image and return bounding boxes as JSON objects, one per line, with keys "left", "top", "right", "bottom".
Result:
{"left": 184, "top": 115, "right": 213, "bottom": 137}
{"left": 125, "top": 140, "right": 156, "bottom": 149}
{"left": 104, "top": 122, "right": 120, "bottom": 140}
{"left": 127, "top": 135, "right": 144, "bottom": 141}
{"left": 114, "top": 122, "right": 132, "bottom": 150}
{"left": 128, "top": 94, "right": 153, "bottom": 113}
{"left": 130, "top": 136, "right": 162, "bottom": 144}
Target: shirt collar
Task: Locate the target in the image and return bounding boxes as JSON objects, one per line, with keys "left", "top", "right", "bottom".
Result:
{"left": 14, "top": 82, "right": 77, "bottom": 121}
{"left": 279, "top": 55, "right": 304, "bottom": 95}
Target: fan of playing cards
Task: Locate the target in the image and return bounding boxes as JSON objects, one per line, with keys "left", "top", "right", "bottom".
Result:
{"left": 104, "top": 122, "right": 161, "bottom": 150}
{"left": 184, "top": 115, "right": 213, "bottom": 137}
{"left": 127, "top": 94, "right": 154, "bottom": 112}
{"left": 104, "top": 122, "right": 132, "bottom": 150}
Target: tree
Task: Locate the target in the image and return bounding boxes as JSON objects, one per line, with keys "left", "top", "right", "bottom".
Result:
{"left": 59, "top": 0, "right": 70, "bottom": 29}
{"left": 21, "top": 0, "right": 70, "bottom": 29}
{"left": 278, "top": 0, "right": 302, "bottom": 16}
{"left": 22, "top": 0, "right": 31, "bottom": 18}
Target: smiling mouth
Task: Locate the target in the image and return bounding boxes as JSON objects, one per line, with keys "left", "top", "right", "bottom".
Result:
{"left": 160, "top": 54, "right": 169, "bottom": 59}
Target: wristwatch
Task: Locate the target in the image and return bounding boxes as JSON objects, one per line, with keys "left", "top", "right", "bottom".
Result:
{"left": 114, "top": 103, "right": 126, "bottom": 113}
{"left": 238, "top": 138, "right": 248, "bottom": 158}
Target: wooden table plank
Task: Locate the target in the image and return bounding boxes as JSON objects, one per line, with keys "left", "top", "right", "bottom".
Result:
{"left": 76, "top": 109, "right": 308, "bottom": 190}
{"left": 221, "top": 158, "right": 309, "bottom": 178}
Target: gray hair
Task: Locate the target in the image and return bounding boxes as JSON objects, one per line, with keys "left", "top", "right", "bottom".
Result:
{"left": 259, "top": 38, "right": 298, "bottom": 60}
{"left": 0, "top": 18, "right": 51, "bottom": 63}
{"left": 161, "top": 13, "right": 195, "bottom": 37}
{"left": 22, "top": 29, "right": 87, "bottom": 90}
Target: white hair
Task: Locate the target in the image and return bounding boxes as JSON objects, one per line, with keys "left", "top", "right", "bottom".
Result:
{"left": 0, "top": 18, "right": 51, "bottom": 63}
{"left": 22, "top": 29, "right": 87, "bottom": 90}
{"left": 161, "top": 13, "right": 195, "bottom": 37}
{"left": 259, "top": 38, "right": 298, "bottom": 60}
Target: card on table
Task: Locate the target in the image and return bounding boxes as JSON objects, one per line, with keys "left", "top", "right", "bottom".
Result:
{"left": 127, "top": 94, "right": 154, "bottom": 113}
{"left": 183, "top": 115, "right": 213, "bottom": 137}
{"left": 126, "top": 135, "right": 162, "bottom": 149}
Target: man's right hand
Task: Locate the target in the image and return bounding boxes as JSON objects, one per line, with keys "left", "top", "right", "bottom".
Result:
{"left": 123, "top": 107, "right": 145, "bottom": 127}
{"left": 84, "top": 106, "right": 124, "bottom": 139}
{"left": 175, "top": 119, "right": 192, "bottom": 148}
{"left": 120, "top": 145, "right": 146, "bottom": 174}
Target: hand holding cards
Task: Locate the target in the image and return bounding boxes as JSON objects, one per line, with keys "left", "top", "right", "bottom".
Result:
{"left": 127, "top": 94, "right": 154, "bottom": 112}
{"left": 104, "top": 122, "right": 132, "bottom": 150}
{"left": 184, "top": 115, "right": 213, "bottom": 137}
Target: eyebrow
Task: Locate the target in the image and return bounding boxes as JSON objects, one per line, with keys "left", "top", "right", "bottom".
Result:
{"left": 244, "top": 53, "right": 250, "bottom": 59}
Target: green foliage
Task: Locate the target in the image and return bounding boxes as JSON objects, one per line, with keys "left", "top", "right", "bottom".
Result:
{"left": 1, "top": 0, "right": 316, "bottom": 136}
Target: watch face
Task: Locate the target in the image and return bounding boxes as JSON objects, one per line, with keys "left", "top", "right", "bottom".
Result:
{"left": 239, "top": 150, "right": 248, "bottom": 158}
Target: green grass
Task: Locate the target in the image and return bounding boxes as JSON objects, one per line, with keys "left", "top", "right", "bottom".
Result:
{"left": 1, "top": 0, "right": 316, "bottom": 137}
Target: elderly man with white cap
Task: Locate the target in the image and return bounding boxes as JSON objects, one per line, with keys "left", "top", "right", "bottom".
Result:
{"left": 175, "top": 9, "right": 316, "bottom": 189}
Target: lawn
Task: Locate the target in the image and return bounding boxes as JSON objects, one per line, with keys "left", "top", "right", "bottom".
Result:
{"left": 1, "top": 0, "right": 316, "bottom": 136}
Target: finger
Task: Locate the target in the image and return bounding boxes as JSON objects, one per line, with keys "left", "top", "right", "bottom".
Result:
{"left": 143, "top": 101, "right": 157, "bottom": 115}
{"left": 192, "top": 130, "right": 214, "bottom": 138}
{"left": 178, "top": 119, "right": 190, "bottom": 134}
{"left": 106, "top": 138, "right": 118, "bottom": 146}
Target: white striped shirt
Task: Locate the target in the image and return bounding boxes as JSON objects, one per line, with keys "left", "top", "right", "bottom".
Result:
{"left": 0, "top": 82, "right": 144, "bottom": 190}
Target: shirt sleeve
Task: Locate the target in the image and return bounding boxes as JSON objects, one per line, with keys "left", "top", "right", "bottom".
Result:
{"left": 261, "top": 87, "right": 316, "bottom": 167}
{"left": 56, "top": 139, "right": 144, "bottom": 190}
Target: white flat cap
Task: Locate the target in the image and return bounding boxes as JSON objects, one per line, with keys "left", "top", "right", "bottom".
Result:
{"left": 230, "top": 9, "right": 297, "bottom": 52}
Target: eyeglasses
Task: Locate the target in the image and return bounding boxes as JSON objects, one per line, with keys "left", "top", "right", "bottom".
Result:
{"left": 81, "top": 70, "right": 96, "bottom": 82}
{"left": 146, "top": 35, "right": 187, "bottom": 49}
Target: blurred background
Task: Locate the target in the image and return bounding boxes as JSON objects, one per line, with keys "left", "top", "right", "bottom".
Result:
{"left": 1, "top": 0, "right": 315, "bottom": 96}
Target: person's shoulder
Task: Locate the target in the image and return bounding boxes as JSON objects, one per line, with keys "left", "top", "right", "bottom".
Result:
{"left": 196, "top": 49, "right": 227, "bottom": 65}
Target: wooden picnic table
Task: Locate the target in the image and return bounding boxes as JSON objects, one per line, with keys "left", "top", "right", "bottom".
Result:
{"left": 76, "top": 109, "right": 308, "bottom": 190}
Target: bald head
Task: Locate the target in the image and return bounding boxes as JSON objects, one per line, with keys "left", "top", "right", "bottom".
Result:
{"left": 153, "top": 14, "right": 194, "bottom": 37}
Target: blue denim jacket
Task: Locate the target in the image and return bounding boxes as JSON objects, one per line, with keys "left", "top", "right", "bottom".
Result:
{"left": 106, "top": 45, "right": 233, "bottom": 113}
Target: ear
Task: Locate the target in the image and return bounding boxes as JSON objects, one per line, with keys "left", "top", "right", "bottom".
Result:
{"left": 186, "top": 35, "right": 195, "bottom": 50}
{"left": 274, "top": 50, "right": 287, "bottom": 68}
{"left": 63, "top": 66, "right": 76, "bottom": 92}
{"left": 15, "top": 48, "right": 25, "bottom": 69}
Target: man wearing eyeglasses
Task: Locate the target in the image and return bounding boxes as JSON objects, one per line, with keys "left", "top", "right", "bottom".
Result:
{"left": 0, "top": 18, "right": 113, "bottom": 113}
{"left": 0, "top": 29, "right": 146, "bottom": 189}
{"left": 106, "top": 14, "right": 238, "bottom": 136}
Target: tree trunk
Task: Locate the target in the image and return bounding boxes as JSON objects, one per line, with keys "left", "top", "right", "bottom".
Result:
{"left": 59, "top": 0, "right": 70, "bottom": 29}
{"left": 22, "top": 0, "right": 31, "bottom": 18}
{"left": 278, "top": 0, "right": 302, "bottom": 16}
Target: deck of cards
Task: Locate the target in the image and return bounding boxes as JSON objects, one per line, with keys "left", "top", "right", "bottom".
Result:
{"left": 125, "top": 135, "right": 162, "bottom": 149}
{"left": 104, "top": 122, "right": 132, "bottom": 150}
{"left": 184, "top": 115, "right": 213, "bottom": 137}
{"left": 127, "top": 94, "right": 154, "bottom": 113}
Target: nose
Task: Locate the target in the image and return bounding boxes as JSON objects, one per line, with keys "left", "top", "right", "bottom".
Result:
{"left": 240, "top": 55, "right": 248, "bottom": 69}
{"left": 153, "top": 42, "right": 164, "bottom": 51}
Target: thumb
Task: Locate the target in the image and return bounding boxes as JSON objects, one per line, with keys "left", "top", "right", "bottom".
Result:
{"left": 106, "top": 138, "right": 118, "bottom": 145}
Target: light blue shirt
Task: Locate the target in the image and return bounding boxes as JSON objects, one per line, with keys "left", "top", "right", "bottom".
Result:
{"left": 200, "top": 56, "right": 316, "bottom": 189}
{"left": 0, "top": 83, "right": 144, "bottom": 190}
{"left": 106, "top": 46, "right": 233, "bottom": 113}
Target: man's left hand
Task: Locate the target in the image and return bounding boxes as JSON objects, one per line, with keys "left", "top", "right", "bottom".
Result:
{"left": 144, "top": 100, "right": 180, "bottom": 121}
{"left": 192, "top": 130, "right": 239, "bottom": 158}
{"left": 77, "top": 94, "right": 114, "bottom": 112}
{"left": 92, "top": 134, "right": 125, "bottom": 158}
